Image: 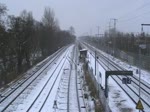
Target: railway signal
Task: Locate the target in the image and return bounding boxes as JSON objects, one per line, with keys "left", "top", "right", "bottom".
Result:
{"left": 105, "top": 71, "right": 133, "bottom": 98}
{"left": 122, "top": 77, "right": 132, "bottom": 84}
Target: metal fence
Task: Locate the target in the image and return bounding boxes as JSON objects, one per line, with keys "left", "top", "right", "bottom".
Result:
{"left": 113, "top": 49, "right": 150, "bottom": 71}
{"left": 95, "top": 44, "right": 150, "bottom": 71}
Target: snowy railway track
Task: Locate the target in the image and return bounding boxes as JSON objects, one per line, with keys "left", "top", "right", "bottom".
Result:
{"left": 82, "top": 42, "right": 150, "bottom": 111}
{"left": 0, "top": 46, "right": 69, "bottom": 112}
{"left": 83, "top": 42, "right": 150, "bottom": 94}
{"left": 96, "top": 51, "right": 150, "bottom": 109}
{"left": 67, "top": 46, "right": 81, "bottom": 112}
{"left": 99, "top": 52, "right": 150, "bottom": 96}
{"left": 55, "top": 45, "right": 86, "bottom": 112}
{"left": 26, "top": 48, "right": 69, "bottom": 112}
{"left": 0, "top": 47, "right": 65, "bottom": 102}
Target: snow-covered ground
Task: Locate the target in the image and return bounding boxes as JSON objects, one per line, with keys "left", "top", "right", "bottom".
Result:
{"left": 0, "top": 45, "right": 87, "bottom": 112}
{"left": 87, "top": 42, "right": 150, "bottom": 85}
{"left": 0, "top": 46, "right": 70, "bottom": 111}
{"left": 108, "top": 77, "right": 137, "bottom": 112}
{"left": 1, "top": 41, "right": 149, "bottom": 112}
{"left": 54, "top": 45, "right": 87, "bottom": 112}
{"left": 81, "top": 42, "right": 150, "bottom": 112}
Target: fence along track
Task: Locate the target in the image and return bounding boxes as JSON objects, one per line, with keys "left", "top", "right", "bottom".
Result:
{"left": 82, "top": 42, "right": 150, "bottom": 110}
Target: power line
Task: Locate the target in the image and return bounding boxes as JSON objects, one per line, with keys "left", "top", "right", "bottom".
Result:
{"left": 118, "top": 1, "right": 150, "bottom": 20}
{"left": 119, "top": 10, "right": 150, "bottom": 23}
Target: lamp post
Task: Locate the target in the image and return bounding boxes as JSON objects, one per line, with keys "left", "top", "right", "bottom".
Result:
{"left": 138, "top": 24, "right": 149, "bottom": 112}
{"left": 138, "top": 44, "right": 146, "bottom": 112}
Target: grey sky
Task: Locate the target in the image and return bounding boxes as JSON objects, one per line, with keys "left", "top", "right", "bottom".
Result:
{"left": 1, "top": 0, "right": 150, "bottom": 36}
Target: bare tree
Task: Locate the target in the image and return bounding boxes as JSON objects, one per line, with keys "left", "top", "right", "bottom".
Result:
{"left": 0, "top": 4, "right": 76, "bottom": 86}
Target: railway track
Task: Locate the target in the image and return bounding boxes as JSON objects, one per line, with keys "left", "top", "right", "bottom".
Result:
{"left": 98, "top": 52, "right": 150, "bottom": 95}
{"left": 0, "top": 46, "right": 66, "bottom": 102}
{"left": 96, "top": 50, "right": 150, "bottom": 93}
{"left": 81, "top": 42, "right": 150, "bottom": 111}
{"left": 67, "top": 46, "right": 81, "bottom": 112}
{"left": 0, "top": 47, "right": 65, "bottom": 92}
{"left": 97, "top": 52, "right": 150, "bottom": 109}
{"left": 27, "top": 47, "right": 70, "bottom": 112}
{"left": 0, "top": 46, "right": 70, "bottom": 112}
{"left": 54, "top": 45, "right": 86, "bottom": 112}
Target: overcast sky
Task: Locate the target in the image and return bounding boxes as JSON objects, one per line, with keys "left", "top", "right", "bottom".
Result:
{"left": 1, "top": 0, "right": 150, "bottom": 36}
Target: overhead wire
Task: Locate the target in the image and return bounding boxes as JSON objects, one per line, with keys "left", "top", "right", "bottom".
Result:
{"left": 119, "top": 10, "right": 150, "bottom": 23}
{"left": 103, "top": 1, "right": 150, "bottom": 34}
{"left": 116, "top": 1, "right": 150, "bottom": 32}
{"left": 118, "top": 1, "right": 150, "bottom": 20}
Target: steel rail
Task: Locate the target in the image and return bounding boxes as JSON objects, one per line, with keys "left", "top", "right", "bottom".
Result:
{"left": 81, "top": 42, "right": 150, "bottom": 110}
{"left": 0, "top": 46, "right": 68, "bottom": 112}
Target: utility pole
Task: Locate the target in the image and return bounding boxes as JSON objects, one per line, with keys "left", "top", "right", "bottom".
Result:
{"left": 138, "top": 24, "right": 150, "bottom": 112}
{"left": 110, "top": 18, "right": 117, "bottom": 57}
{"left": 90, "top": 28, "right": 92, "bottom": 37}
{"left": 112, "top": 19, "right": 117, "bottom": 31}
{"left": 127, "top": 36, "right": 131, "bottom": 68}
{"left": 97, "top": 26, "right": 100, "bottom": 48}
{"left": 108, "top": 41, "right": 112, "bottom": 70}
{"left": 138, "top": 46, "right": 141, "bottom": 112}
{"left": 110, "top": 18, "right": 117, "bottom": 31}
{"left": 97, "top": 26, "right": 100, "bottom": 37}
{"left": 95, "top": 51, "right": 97, "bottom": 76}
{"left": 141, "top": 24, "right": 150, "bottom": 44}
{"left": 109, "top": 21, "right": 111, "bottom": 36}
{"left": 108, "top": 21, "right": 111, "bottom": 54}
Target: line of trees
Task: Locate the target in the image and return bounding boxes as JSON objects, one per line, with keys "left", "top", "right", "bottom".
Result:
{"left": 0, "top": 3, "right": 76, "bottom": 86}
{"left": 80, "top": 29, "right": 150, "bottom": 55}
{"left": 80, "top": 28, "right": 150, "bottom": 70}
